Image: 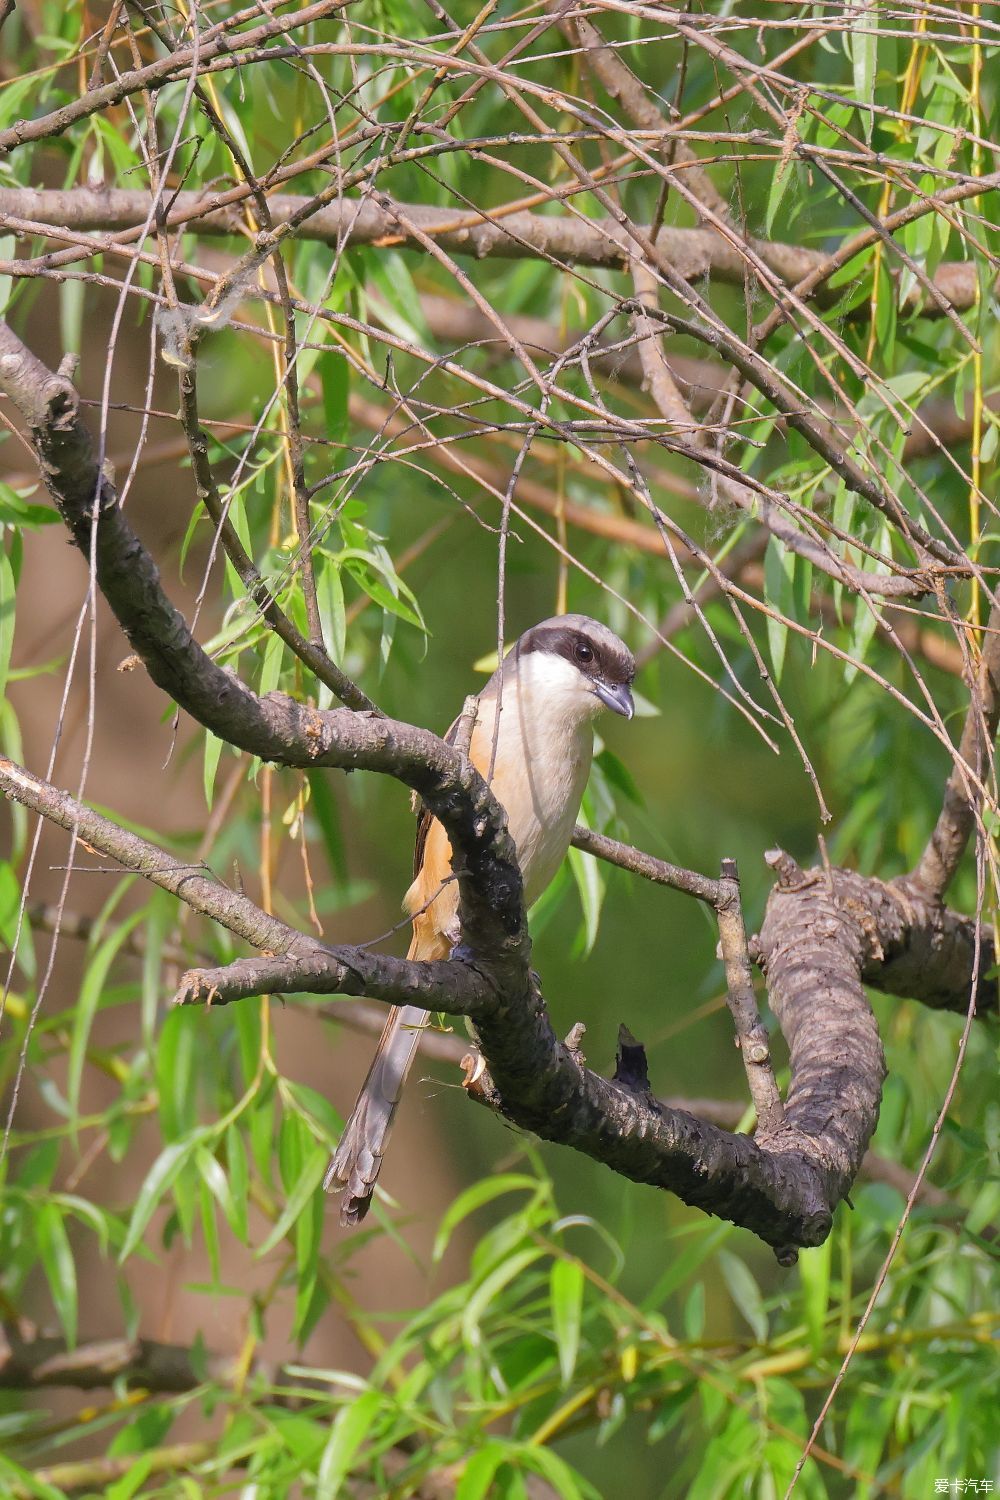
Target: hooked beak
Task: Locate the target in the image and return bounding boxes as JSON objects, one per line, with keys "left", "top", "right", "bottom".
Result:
{"left": 593, "top": 679, "right": 635, "bottom": 719}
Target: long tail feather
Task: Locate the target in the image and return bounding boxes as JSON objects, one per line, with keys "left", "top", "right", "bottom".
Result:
{"left": 324, "top": 1002, "right": 430, "bottom": 1224}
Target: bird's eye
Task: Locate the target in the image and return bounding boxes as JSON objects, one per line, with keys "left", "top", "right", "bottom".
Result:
{"left": 575, "top": 640, "right": 594, "bottom": 663}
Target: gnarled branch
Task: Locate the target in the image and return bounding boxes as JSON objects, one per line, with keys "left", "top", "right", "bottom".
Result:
{"left": 1, "top": 323, "right": 994, "bottom": 1261}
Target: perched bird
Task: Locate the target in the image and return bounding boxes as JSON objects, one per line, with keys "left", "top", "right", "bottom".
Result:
{"left": 325, "top": 614, "right": 636, "bottom": 1224}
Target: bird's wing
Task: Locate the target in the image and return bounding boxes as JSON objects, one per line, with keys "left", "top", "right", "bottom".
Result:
{"left": 411, "top": 712, "right": 460, "bottom": 878}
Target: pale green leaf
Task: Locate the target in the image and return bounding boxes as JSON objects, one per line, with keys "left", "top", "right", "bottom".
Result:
{"left": 850, "top": 19, "right": 877, "bottom": 141}
{"left": 433, "top": 1174, "right": 542, "bottom": 1263}
{"left": 567, "top": 843, "right": 604, "bottom": 957}
{"left": 718, "top": 1250, "right": 768, "bottom": 1342}
{"left": 203, "top": 731, "right": 223, "bottom": 809}
{"left": 68, "top": 909, "right": 146, "bottom": 1127}
{"left": 120, "top": 1131, "right": 208, "bottom": 1262}
{"left": 550, "top": 1257, "right": 584, "bottom": 1385}
{"left": 37, "top": 1204, "right": 77, "bottom": 1349}
{"left": 798, "top": 1237, "right": 832, "bottom": 1356}
{"left": 456, "top": 1443, "right": 507, "bottom": 1500}
{"left": 316, "top": 1390, "right": 382, "bottom": 1499}
{"left": 255, "top": 1144, "right": 326, "bottom": 1258}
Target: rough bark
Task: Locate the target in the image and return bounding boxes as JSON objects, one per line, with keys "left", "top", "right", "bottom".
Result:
{"left": 0, "top": 321, "right": 994, "bottom": 1258}
{"left": 0, "top": 186, "right": 980, "bottom": 315}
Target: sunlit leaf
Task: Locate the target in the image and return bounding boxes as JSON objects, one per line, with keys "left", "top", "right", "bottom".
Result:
{"left": 550, "top": 1256, "right": 584, "bottom": 1385}
{"left": 316, "top": 1390, "right": 382, "bottom": 1499}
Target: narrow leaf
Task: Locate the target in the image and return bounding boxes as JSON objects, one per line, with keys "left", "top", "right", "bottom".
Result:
{"left": 567, "top": 844, "right": 604, "bottom": 957}
{"left": 120, "top": 1132, "right": 207, "bottom": 1262}
{"left": 433, "top": 1174, "right": 541, "bottom": 1263}
{"left": 316, "top": 1390, "right": 382, "bottom": 1499}
{"left": 718, "top": 1250, "right": 768, "bottom": 1342}
{"left": 799, "top": 1238, "right": 832, "bottom": 1356}
{"left": 37, "top": 1205, "right": 77, "bottom": 1349}
{"left": 255, "top": 1145, "right": 326, "bottom": 1258}
{"left": 457, "top": 1443, "right": 507, "bottom": 1500}
{"left": 550, "top": 1257, "right": 584, "bottom": 1385}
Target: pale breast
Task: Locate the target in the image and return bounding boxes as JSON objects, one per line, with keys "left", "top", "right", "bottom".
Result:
{"left": 471, "top": 676, "right": 593, "bottom": 907}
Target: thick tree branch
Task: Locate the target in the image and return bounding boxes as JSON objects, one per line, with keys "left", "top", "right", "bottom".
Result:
{"left": 2, "top": 325, "right": 993, "bottom": 1257}
{"left": 7, "top": 886, "right": 987, "bottom": 1234}
{"left": 3, "top": 745, "right": 993, "bottom": 1255}
{"left": 320, "top": 999, "right": 986, "bottom": 1221}
{"left": 0, "top": 754, "right": 827, "bottom": 1253}
{"left": 0, "top": 757, "right": 491, "bottom": 1017}
{"left": 0, "top": 319, "right": 527, "bottom": 981}
{"left": 0, "top": 187, "right": 980, "bottom": 316}
{"left": 760, "top": 852, "right": 996, "bottom": 1027}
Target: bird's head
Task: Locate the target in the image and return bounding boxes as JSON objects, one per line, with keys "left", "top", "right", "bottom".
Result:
{"left": 509, "top": 615, "right": 636, "bottom": 722}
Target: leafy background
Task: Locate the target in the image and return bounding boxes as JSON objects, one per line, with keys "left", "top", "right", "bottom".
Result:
{"left": 0, "top": 1, "right": 998, "bottom": 1496}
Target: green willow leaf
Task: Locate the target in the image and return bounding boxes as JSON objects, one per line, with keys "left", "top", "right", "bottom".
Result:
{"left": 550, "top": 1256, "right": 585, "bottom": 1385}
{"left": 433, "top": 1174, "right": 542, "bottom": 1263}
{"left": 316, "top": 1390, "right": 383, "bottom": 1499}
{"left": 120, "top": 1131, "right": 209, "bottom": 1262}
{"left": 37, "top": 1204, "right": 77, "bottom": 1349}
{"left": 255, "top": 1144, "right": 326, "bottom": 1259}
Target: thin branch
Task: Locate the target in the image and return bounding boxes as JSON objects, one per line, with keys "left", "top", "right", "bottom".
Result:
{"left": 570, "top": 825, "right": 719, "bottom": 904}
{"left": 913, "top": 603, "right": 1000, "bottom": 897}
{"left": 0, "top": 1, "right": 350, "bottom": 157}
{"left": 3, "top": 323, "right": 994, "bottom": 1258}
{"left": 716, "top": 859, "right": 785, "bottom": 1138}
{"left": 553, "top": 2, "right": 732, "bottom": 223}
{"left": 0, "top": 756, "right": 492, "bottom": 1020}
{"left": 635, "top": 296, "right": 965, "bottom": 577}
{"left": 165, "top": 27, "right": 329, "bottom": 655}
{"left": 0, "top": 186, "right": 981, "bottom": 317}
{"left": 629, "top": 265, "right": 923, "bottom": 601}
{"left": 26, "top": 901, "right": 190, "bottom": 965}
{"left": 408, "top": 295, "right": 997, "bottom": 466}
{"left": 176, "top": 356, "right": 375, "bottom": 712}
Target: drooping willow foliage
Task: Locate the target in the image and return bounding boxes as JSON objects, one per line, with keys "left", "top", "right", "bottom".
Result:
{"left": 0, "top": 1, "right": 997, "bottom": 1496}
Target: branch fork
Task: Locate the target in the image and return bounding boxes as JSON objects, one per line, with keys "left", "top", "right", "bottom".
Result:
{"left": 1, "top": 322, "right": 994, "bottom": 1258}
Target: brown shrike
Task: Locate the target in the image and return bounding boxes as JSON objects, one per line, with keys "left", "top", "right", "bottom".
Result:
{"left": 325, "top": 615, "right": 636, "bottom": 1224}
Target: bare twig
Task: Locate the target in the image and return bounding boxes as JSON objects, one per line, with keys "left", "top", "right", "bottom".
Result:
{"left": 715, "top": 859, "right": 785, "bottom": 1138}
{"left": 570, "top": 825, "right": 719, "bottom": 904}
{"left": 176, "top": 361, "right": 376, "bottom": 712}
{"left": 553, "top": 3, "right": 732, "bottom": 223}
